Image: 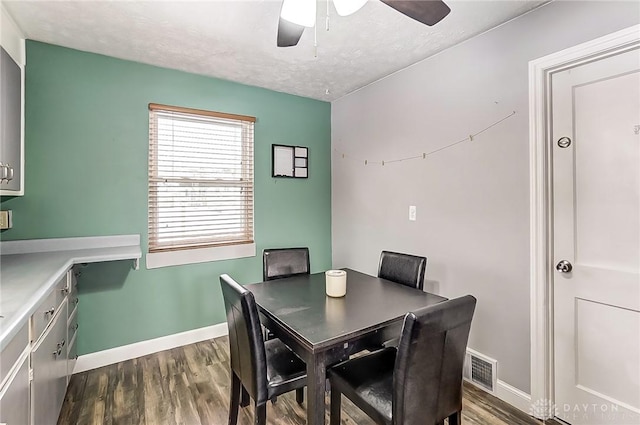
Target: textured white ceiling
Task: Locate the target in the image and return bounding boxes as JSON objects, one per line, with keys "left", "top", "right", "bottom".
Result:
{"left": 5, "top": 0, "right": 548, "bottom": 101}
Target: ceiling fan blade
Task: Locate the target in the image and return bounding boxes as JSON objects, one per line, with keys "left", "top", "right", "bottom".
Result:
{"left": 277, "top": 16, "right": 305, "bottom": 47}
{"left": 380, "top": 0, "right": 451, "bottom": 26}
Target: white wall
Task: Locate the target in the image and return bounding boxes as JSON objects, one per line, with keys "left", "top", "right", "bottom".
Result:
{"left": 331, "top": 0, "right": 639, "bottom": 395}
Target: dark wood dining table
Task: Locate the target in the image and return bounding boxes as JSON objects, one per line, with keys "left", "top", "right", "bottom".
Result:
{"left": 246, "top": 268, "right": 447, "bottom": 425}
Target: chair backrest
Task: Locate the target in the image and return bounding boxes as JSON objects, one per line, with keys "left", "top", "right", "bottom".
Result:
{"left": 378, "top": 251, "right": 427, "bottom": 290}
{"left": 392, "top": 295, "right": 477, "bottom": 425}
{"left": 220, "top": 274, "right": 268, "bottom": 404}
{"left": 263, "top": 247, "right": 310, "bottom": 281}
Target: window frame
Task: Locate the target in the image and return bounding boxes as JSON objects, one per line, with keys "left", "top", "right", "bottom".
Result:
{"left": 146, "top": 103, "right": 256, "bottom": 269}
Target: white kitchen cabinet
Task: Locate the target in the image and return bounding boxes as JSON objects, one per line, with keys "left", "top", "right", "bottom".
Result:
{"left": 0, "top": 235, "right": 141, "bottom": 424}
{"left": 31, "top": 301, "right": 68, "bottom": 425}
{"left": 68, "top": 268, "right": 79, "bottom": 319}
{"left": 67, "top": 306, "right": 78, "bottom": 379}
{"left": 31, "top": 275, "right": 68, "bottom": 342}
{"left": 0, "top": 322, "right": 27, "bottom": 385}
{"left": 67, "top": 268, "right": 79, "bottom": 379}
{"left": 0, "top": 44, "right": 23, "bottom": 194}
{"left": 0, "top": 352, "right": 30, "bottom": 425}
{"left": 67, "top": 331, "right": 78, "bottom": 381}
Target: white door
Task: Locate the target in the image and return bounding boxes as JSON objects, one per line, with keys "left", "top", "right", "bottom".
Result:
{"left": 552, "top": 47, "right": 640, "bottom": 425}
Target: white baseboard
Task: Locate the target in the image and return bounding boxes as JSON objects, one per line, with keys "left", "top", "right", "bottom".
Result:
{"left": 74, "top": 322, "right": 228, "bottom": 374}
{"left": 463, "top": 347, "right": 532, "bottom": 416}
{"left": 495, "top": 379, "right": 532, "bottom": 415}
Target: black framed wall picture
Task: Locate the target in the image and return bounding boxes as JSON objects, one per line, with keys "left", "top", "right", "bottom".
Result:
{"left": 272, "top": 144, "right": 308, "bottom": 178}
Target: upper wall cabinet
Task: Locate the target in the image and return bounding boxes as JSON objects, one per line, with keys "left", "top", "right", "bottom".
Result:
{"left": 0, "top": 46, "right": 22, "bottom": 194}
{"left": 0, "top": 6, "right": 24, "bottom": 196}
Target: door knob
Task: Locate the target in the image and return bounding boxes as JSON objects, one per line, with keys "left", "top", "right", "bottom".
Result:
{"left": 556, "top": 260, "right": 573, "bottom": 273}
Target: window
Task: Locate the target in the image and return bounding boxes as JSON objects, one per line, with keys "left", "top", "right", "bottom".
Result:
{"left": 147, "top": 103, "right": 255, "bottom": 267}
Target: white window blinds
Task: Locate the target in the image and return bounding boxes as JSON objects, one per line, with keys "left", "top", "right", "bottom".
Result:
{"left": 148, "top": 103, "right": 255, "bottom": 253}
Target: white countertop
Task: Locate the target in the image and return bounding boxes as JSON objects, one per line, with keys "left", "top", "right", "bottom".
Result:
{"left": 0, "top": 235, "right": 141, "bottom": 350}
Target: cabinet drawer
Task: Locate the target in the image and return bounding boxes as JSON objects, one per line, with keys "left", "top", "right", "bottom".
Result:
{"left": 0, "top": 322, "right": 28, "bottom": 386}
{"left": 68, "top": 309, "right": 78, "bottom": 343}
{"left": 68, "top": 294, "right": 79, "bottom": 320}
{"left": 32, "top": 303, "right": 68, "bottom": 425}
{"left": 68, "top": 332, "right": 78, "bottom": 379}
{"left": 68, "top": 269, "right": 79, "bottom": 318}
{"left": 0, "top": 353, "right": 30, "bottom": 425}
{"left": 32, "top": 275, "right": 68, "bottom": 341}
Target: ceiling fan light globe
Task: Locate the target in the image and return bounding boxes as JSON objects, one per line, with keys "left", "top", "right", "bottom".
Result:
{"left": 333, "top": 0, "right": 368, "bottom": 16}
{"left": 280, "top": 0, "right": 317, "bottom": 27}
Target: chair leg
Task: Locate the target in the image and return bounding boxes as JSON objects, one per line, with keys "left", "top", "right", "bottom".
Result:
{"left": 448, "top": 410, "right": 461, "bottom": 425}
{"left": 241, "top": 385, "right": 250, "bottom": 407}
{"left": 296, "top": 388, "right": 304, "bottom": 404}
{"left": 330, "top": 388, "right": 341, "bottom": 425}
{"left": 228, "top": 372, "right": 241, "bottom": 425}
{"left": 255, "top": 402, "right": 267, "bottom": 425}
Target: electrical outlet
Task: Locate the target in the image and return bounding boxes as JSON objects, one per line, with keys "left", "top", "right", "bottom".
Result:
{"left": 0, "top": 210, "right": 13, "bottom": 230}
{"left": 409, "top": 206, "right": 417, "bottom": 221}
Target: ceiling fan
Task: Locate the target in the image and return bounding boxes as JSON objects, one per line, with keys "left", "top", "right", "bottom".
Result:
{"left": 277, "top": 0, "right": 451, "bottom": 47}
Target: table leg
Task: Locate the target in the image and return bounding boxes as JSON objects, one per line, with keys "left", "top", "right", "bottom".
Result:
{"left": 306, "top": 351, "right": 327, "bottom": 425}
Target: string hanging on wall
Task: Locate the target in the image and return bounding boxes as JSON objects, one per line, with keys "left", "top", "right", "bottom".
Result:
{"left": 335, "top": 110, "right": 517, "bottom": 166}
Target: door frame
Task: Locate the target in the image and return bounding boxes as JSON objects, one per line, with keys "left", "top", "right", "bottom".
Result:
{"left": 528, "top": 24, "right": 640, "bottom": 420}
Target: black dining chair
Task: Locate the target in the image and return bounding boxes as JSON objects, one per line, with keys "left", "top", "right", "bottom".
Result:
{"left": 378, "top": 250, "right": 427, "bottom": 290}
{"left": 220, "top": 274, "right": 307, "bottom": 425}
{"left": 262, "top": 247, "right": 311, "bottom": 341}
{"left": 263, "top": 247, "right": 310, "bottom": 281}
{"left": 372, "top": 250, "right": 428, "bottom": 349}
{"left": 328, "top": 295, "right": 477, "bottom": 425}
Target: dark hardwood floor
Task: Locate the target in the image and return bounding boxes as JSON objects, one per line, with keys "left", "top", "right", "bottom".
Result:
{"left": 58, "top": 336, "right": 552, "bottom": 425}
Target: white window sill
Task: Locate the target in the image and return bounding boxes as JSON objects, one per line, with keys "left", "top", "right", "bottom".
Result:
{"left": 146, "top": 243, "right": 255, "bottom": 269}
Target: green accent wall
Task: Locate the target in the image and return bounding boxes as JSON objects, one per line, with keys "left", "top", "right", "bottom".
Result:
{"left": 0, "top": 41, "right": 332, "bottom": 355}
